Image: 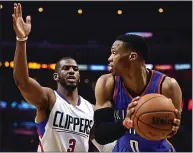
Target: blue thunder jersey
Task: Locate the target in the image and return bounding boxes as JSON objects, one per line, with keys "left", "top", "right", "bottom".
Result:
{"left": 112, "top": 69, "right": 176, "bottom": 152}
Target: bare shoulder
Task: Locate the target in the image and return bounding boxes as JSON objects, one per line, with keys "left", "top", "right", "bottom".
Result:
{"left": 95, "top": 73, "right": 115, "bottom": 109}
{"left": 96, "top": 73, "right": 114, "bottom": 88}
{"left": 162, "top": 76, "right": 182, "bottom": 111}
{"left": 162, "top": 77, "right": 181, "bottom": 92}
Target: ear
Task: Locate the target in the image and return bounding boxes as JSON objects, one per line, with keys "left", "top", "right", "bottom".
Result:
{"left": 53, "top": 73, "right": 59, "bottom": 81}
{"left": 129, "top": 52, "right": 138, "bottom": 61}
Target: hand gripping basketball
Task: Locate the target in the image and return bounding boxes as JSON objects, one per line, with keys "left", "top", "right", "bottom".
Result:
{"left": 123, "top": 96, "right": 140, "bottom": 129}
{"left": 167, "top": 109, "right": 181, "bottom": 138}
{"left": 12, "top": 3, "right": 31, "bottom": 39}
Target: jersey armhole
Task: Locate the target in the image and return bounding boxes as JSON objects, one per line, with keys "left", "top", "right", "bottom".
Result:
{"left": 159, "top": 75, "right": 167, "bottom": 94}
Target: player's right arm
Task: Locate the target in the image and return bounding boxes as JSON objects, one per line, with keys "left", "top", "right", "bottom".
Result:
{"left": 12, "top": 3, "right": 51, "bottom": 111}
{"left": 91, "top": 74, "right": 127, "bottom": 145}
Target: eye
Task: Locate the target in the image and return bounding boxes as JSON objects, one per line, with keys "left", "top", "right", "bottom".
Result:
{"left": 112, "top": 51, "right": 117, "bottom": 54}
{"left": 73, "top": 66, "right": 79, "bottom": 71}
{"left": 62, "top": 66, "right": 69, "bottom": 70}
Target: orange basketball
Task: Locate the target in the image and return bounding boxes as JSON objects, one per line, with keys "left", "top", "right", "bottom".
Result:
{"left": 132, "top": 93, "right": 176, "bottom": 140}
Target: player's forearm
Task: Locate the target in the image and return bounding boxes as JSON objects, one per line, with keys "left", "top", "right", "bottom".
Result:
{"left": 93, "top": 120, "right": 127, "bottom": 145}
{"left": 92, "top": 107, "right": 127, "bottom": 145}
{"left": 13, "top": 41, "right": 29, "bottom": 86}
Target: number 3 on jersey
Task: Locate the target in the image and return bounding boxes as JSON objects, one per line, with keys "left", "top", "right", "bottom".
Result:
{"left": 67, "top": 139, "right": 76, "bottom": 152}
{"left": 130, "top": 140, "right": 139, "bottom": 152}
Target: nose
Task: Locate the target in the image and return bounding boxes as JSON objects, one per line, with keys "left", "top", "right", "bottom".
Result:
{"left": 68, "top": 67, "right": 75, "bottom": 74}
{"left": 108, "top": 54, "right": 113, "bottom": 63}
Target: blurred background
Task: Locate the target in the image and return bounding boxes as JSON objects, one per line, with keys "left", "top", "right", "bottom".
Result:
{"left": 0, "top": 1, "right": 192, "bottom": 152}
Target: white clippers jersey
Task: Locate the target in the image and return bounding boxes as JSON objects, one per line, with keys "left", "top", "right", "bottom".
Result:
{"left": 36, "top": 91, "right": 94, "bottom": 152}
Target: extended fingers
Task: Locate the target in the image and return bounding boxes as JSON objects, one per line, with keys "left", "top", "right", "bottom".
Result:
{"left": 14, "top": 3, "right": 22, "bottom": 17}
{"left": 14, "top": 3, "right": 17, "bottom": 17}
{"left": 172, "top": 125, "right": 179, "bottom": 132}
{"left": 174, "top": 109, "right": 181, "bottom": 119}
{"left": 167, "top": 123, "right": 179, "bottom": 138}
{"left": 129, "top": 96, "right": 140, "bottom": 108}
{"left": 127, "top": 108, "right": 135, "bottom": 119}
{"left": 132, "top": 96, "right": 140, "bottom": 102}
{"left": 18, "top": 3, "right": 22, "bottom": 17}
{"left": 128, "top": 100, "right": 138, "bottom": 109}
{"left": 15, "top": 4, "right": 19, "bottom": 17}
{"left": 12, "top": 14, "right": 16, "bottom": 27}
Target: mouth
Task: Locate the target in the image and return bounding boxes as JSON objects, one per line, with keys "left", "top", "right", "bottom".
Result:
{"left": 108, "top": 64, "right": 113, "bottom": 72}
{"left": 66, "top": 76, "right": 76, "bottom": 82}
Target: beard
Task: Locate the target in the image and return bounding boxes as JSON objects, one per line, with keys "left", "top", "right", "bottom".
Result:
{"left": 60, "top": 80, "right": 79, "bottom": 92}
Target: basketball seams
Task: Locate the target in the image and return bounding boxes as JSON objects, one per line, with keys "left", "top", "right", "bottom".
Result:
{"left": 137, "top": 110, "right": 175, "bottom": 131}
{"left": 133, "top": 111, "right": 175, "bottom": 131}
{"left": 133, "top": 95, "right": 164, "bottom": 120}
{"left": 138, "top": 110, "right": 175, "bottom": 115}
{"left": 134, "top": 113, "right": 173, "bottom": 140}
{"left": 135, "top": 115, "right": 150, "bottom": 139}
{"left": 132, "top": 96, "right": 164, "bottom": 137}
{"left": 132, "top": 94, "right": 175, "bottom": 140}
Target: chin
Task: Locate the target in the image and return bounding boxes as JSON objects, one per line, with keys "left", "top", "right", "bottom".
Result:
{"left": 109, "top": 68, "right": 116, "bottom": 76}
{"left": 111, "top": 71, "right": 116, "bottom": 76}
{"left": 65, "top": 85, "right": 77, "bottom": 92}
{"left": 60, "top": 81, "right": 78, "bottom": 92}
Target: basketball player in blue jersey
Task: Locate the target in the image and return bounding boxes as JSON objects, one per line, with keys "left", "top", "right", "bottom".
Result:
{"left": 92, "top": 34, "right": 182, "bottom": 152}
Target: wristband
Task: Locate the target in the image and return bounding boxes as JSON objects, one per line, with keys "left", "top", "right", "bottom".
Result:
{"left": 16, "top": 36, "right": 28, "bottom": 42}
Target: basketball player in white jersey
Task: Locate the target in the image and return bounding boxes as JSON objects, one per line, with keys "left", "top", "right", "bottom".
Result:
{"left": 12, "top": 3, "right": 94, "bottom": 152}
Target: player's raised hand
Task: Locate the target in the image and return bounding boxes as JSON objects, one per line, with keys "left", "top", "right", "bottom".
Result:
{"left": 12, "top": 3, "right": 31, "bottom": 38}
{"left": 123, "top": 96, "right": 140, "bottom": 129}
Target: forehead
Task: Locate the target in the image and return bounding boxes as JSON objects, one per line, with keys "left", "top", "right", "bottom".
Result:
{"left": 59, "top": 59, "right": 77, "bottom": 67}
{"left": 111, "top": 40, "right": 124, "bottom": 50}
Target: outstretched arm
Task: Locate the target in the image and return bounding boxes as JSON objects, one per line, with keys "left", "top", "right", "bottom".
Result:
{"left": 12, "top": 3, "right": 51, "bottom": 110}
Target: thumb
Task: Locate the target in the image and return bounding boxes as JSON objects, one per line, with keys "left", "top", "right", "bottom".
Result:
{"left": 26, "top": 16, "right": 31, "bottom": 24}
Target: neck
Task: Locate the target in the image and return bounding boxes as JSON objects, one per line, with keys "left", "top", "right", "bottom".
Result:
{"left": 57, "top": 84, "right": 79, "bottom": 106}
{"left": 121, "top": 63, "right": 149, "bottom": 95}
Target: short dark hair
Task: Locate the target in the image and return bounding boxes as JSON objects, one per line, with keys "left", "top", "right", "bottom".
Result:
{"left": 116, "top": 34, "right": 149, "bottom": 61}
{"left": 55, "top": 57, "right": 76, "bottom": 73}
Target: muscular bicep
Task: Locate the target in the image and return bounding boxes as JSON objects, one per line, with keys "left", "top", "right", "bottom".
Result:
{"left": 95, "top": 74, "right": 115, "bottom": 109}
{"left": 16, "top": 77, "right": 50, "bottom": 108}
{"left": 162, "top": 77, "right": 182, "bottom": 112}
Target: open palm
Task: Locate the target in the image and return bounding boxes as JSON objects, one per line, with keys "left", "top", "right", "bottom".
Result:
{"left": 12, "top": 3, "right": 31, "bottom": 38}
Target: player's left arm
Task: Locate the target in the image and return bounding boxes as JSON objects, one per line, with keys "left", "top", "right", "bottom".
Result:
{"left": 90, "top": 104, "right": 116, "bottom": 152}
{"left": 162, "top": 77, "right": 182, "bottom": 138}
